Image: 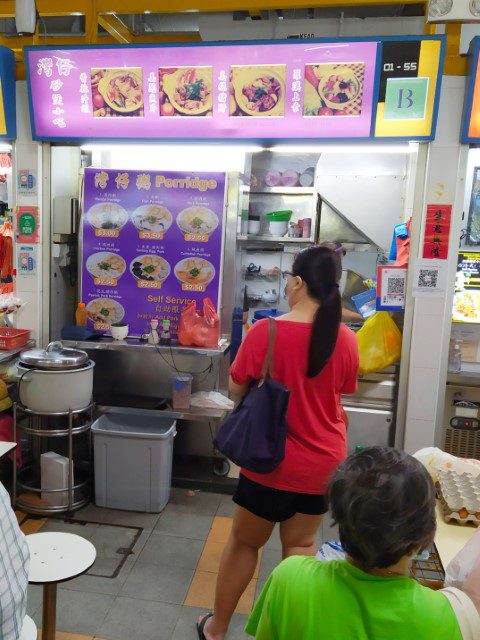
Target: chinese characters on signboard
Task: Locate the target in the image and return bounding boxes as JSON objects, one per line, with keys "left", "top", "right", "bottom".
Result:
{"left": 423, "top": 204, "right": 452, "bottom": 260}
{"left": 25, "top": 37, "right": 444, "bottom": 141}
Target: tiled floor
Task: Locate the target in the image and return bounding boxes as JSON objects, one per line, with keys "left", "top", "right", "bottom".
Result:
{"left": 22, "top": 489, "right": 339, "bottom": 640}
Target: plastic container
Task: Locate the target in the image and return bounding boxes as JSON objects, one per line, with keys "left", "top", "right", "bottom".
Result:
{"left": 281, "top": 170, "right": 299, "bottom": 187}
{"left": 172, "top": 373, "right": 193, "bottom": 409}
{"left": 269, "top": 220, "right": 288, "bottom": 236}
{"left": 252, "top": 309, "right": 284, "bottom": 324}
{"left": 0, "top": 328, "right": 30, "bottom": 350}
{"left": 92, "top": 410, "right": 176, "bottom": 512}
{"left": 266, "top": 210, "right": 293, "bottom": 222}
{"left": 75, "top": 302, "right": 87, "bottom": 327}
{"left": 41, "top": 451, "right": 73, "bottom": 508}
{"left": 248, "top": 218, "right": 261, "bottom": 235}
{"left": 301, "top": 218, "right": 312, "bottom": 238}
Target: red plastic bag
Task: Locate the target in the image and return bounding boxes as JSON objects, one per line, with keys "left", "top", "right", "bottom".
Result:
{"left": 178, "top": 298, "right": 220, "bottom": 348}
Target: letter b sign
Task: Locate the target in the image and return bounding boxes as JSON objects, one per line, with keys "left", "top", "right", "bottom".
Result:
{"left": 384, "top": 77, "right": 429, "bottom": 121}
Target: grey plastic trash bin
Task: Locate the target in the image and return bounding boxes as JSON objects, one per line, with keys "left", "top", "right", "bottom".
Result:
{"left": 92, "top": 411, "right": 176, "bottom": 513}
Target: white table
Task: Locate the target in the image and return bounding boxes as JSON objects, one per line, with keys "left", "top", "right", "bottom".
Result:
{"left": 0, "top": 440, "right": 16, "bottom": 458}
{"left": 27, "top": 532, "right": 96, "bottom": 640}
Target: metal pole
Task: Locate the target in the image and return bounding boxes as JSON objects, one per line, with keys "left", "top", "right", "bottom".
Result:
{"left": 68, "top": 410, "right": 73, "bottom": 511}
{"left": 12, "top": 403, "right": 17, "bottom": 506}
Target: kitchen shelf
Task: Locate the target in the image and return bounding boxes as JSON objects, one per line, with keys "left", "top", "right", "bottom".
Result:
{"left": 0, "top": 339, "right": 35, "bottom": 363}
{"left": 245, "top": 187, "right": 316, "bottom": 195}
{"left": 237, "top": 235, "right": 313, "bottom": 244}
{"left": 62, "top": 338, "right": 230, "bottom": 358}
{"left": 13, "top": 403, "right": 94, "bottom": 516}
{"left": 96, "top": 404, "right": 229, "bottom": 423}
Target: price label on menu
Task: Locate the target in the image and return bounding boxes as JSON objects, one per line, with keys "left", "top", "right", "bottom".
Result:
{"left": 182, "top": 283, "right": 206, "bottom": 293}
{"left": 95, "top": 229, "right": 119, "bottom": 238}
{"left": 94, "top": 322, "right": 110, "bottom": 331}
{"left": 185, "top": 233, "right": 209, "bottom": 243}
{"left": 139, "top": 231, "right": 164, "bottom": 240}
{"left": 137, "top": 280, "right": 162, "bottom": 289}
{"left": 94, "top": 277, "right": 117, "bottom": 287}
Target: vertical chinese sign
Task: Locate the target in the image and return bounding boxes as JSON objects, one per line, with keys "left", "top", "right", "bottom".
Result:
{"left": 81, "top": 168, "right": 226, "bottom": 338}
{"left": 423, "top": 204, "right": 452, "bottom": 260}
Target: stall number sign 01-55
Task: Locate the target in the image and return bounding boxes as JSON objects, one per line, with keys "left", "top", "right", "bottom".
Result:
{"left": 16, "top": 206, "right": 40, "bottom": 244}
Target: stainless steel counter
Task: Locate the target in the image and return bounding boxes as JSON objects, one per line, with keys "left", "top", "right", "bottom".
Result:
{"left": 0, "top": 340, "right": 35, "bottom": 364}
{"left": 447, "top": 362, "right": 480, "bottom": 387}
{"left": 63, "top": 337, "right": 230, "bottom": 358}
{"left": 343, "top": 366, "right": 398, "bottom": 453}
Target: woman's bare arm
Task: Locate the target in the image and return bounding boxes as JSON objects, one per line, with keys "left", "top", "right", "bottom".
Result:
{"left": 463, "top": 548, "right": 480, "bottom": 614}
{"left": 229, "top": 376, "right": 249, "bottom": 402}
{"left": 342, "top": 308, "right": 363, "bottom": 323}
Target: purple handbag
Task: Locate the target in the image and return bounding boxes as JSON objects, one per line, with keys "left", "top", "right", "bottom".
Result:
{"left": 214, "top": 318, "right": 290, "bottom": 474}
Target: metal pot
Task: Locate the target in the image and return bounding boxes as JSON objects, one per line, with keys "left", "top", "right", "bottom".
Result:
{"left": 17, "top": 342, "right": 94, "bottom": 413}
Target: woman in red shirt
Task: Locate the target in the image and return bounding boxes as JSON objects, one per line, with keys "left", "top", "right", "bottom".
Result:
{"left": 198, "top": 245, "right": 359, "bottom": 640}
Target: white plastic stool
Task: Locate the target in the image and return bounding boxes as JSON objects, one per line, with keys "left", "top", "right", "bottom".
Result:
{"left": 19, "top": 615, "right": 37, "bottom": 640}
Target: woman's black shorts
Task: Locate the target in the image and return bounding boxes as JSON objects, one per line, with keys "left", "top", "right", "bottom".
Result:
{"left": 233, "top": 474, "right": 327, "bottom": 523}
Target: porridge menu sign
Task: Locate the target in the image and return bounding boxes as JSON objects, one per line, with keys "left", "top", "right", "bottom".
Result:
{"left": 81, "top": 168, "right": 226, "bottom": 337}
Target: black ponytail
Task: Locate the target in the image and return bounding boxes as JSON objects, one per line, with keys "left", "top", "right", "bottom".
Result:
{"left": 292, "top": 246, "right": 342, "bottom": 378}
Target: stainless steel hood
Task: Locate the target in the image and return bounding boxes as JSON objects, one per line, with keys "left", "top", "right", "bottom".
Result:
{"left": 318, "top": 194, "right": 380, "bottom": 251}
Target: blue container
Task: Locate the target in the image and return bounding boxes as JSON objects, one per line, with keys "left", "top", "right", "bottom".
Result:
{"left": 252, "top": 309, "right": 285, "bottom": 324}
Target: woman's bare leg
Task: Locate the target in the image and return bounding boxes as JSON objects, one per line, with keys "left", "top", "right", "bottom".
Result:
{"left": 279, "top": 513, "right": 324, "bottom": 559}
{"left": 200, "top": 505, "right": 275, "bottom": 640}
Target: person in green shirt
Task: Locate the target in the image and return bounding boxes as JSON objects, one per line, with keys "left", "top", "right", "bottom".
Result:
{"left": 246, "top": 447, "right": 480, "bottom": 640}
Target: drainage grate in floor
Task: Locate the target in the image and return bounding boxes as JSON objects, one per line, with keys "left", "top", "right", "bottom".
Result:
{"left": 21, "top": 516, "right": 142, "bottom": 579}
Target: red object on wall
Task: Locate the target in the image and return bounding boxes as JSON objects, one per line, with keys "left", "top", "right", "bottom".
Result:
{"left": 423, "top": 204, "right": 452, "bottom": 260}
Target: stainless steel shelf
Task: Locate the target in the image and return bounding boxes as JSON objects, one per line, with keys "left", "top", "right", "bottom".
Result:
{"left": 97, "top": 404, "right": 229, "bottom": 422}
{"left": 237, "top": 235, "right": 313, "bottom": 244}
{"left": 15, "top": 402, "right": 94, "bottom": 418}
{"left": 447, "top": 371, "right": 480, "bottom": 387}
{"left": 62, "top": 338, "right": 230, "bottom": 358}
{"left": 246, "top": 187, "right": 316, "bottom": 195}
{"left": 0, "top": 340, "right": 35, "bottom": 364}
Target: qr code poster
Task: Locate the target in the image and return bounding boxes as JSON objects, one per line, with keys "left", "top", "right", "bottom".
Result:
{"left": 376, "top": 266, "right": 407, "bottom": 311}
{"left": 412, "top": 258, "right": 447, "bottom": 298}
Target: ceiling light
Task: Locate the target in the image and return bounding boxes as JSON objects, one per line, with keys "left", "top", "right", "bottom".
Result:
{"left": 267, "top": 144, "right": 414, "bottom": 154}
{"left": 144, "top": 10, "right": 151, "bottom": 14}
{"left": 428, "top": 0, "right": 453, "bottom": 18}
{"left": 80, "top": 143, "right": 263, "bottom": 153}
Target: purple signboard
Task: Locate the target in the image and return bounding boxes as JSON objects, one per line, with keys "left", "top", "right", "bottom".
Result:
{"left": 81, "top": 168, "right": 226, "bottom": 337}
{"left": 26, "top": 41, "right": 377, "bottom": 140}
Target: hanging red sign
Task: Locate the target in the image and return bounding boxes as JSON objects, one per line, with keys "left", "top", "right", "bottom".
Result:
{"left": 423, "top": 204, "right": 452, "bottom": 260}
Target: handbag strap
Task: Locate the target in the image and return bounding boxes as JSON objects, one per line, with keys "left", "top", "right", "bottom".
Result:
{"left": 260, "top": 317, "right": 277, "bottom": 379}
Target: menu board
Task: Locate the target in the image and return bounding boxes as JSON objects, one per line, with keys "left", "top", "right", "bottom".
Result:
{"left": 81, "top": 168, "right": 226, "bottom": 337}
{"left": 462, "top": 37, "right": 480, "bottom": 142}
{"left": 24, "top": 37, "right": 444, "bottom": 142}
{"left": 453, "top": 252, "right": 480, "bottom": 324}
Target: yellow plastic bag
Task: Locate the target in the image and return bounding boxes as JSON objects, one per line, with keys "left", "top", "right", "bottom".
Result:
{"left": 357, "top": 312, "right": 402, "bottom": 375}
